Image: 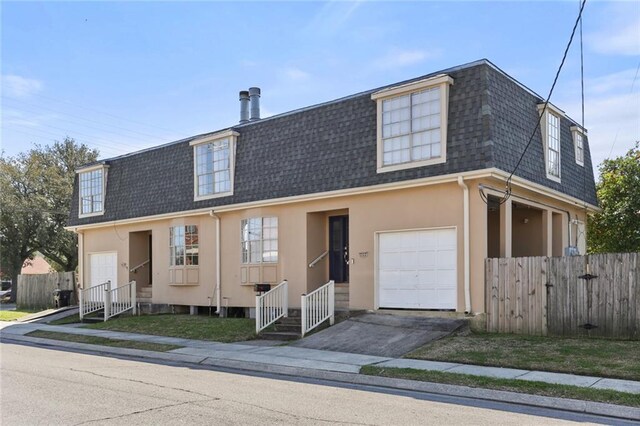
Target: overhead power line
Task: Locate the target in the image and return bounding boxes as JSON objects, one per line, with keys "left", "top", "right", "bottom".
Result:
{"left": 481, "top": 0, "right": 588, "bottom": 205}
{"left": 2, "top": 96, "right": 182, "bottom": 142}
{"left": 3, "top": 92, "right": 185, "bottom": 137}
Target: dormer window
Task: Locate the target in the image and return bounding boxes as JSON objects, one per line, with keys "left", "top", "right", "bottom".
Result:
{"left": 78, "top": 165, "right": 107, "bottom": 217}
{"left": 538, "top": 103, "right": 564, "bottom": 182}
{"left": 191, "top": 130, "right": 238, "bottom": 201}
{"left": 372, "top": 75, "right": 453, "bottom": 173}
{"left": 571, "top": 126, "right": 586, "bottom": 167}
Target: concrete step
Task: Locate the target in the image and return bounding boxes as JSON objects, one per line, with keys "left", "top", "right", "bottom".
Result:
{"left": 335, "top": 293, "right": 349, "bottom": 302}
{"left": 276, "top": 316, "right": 301, "bottom": 325}
{"left": 336, "top": 301, "right": 349, "bottom": 310}
{"left": 259, "top": 331, "right": 301, "bottom": 341}
{"left": 136, "top": 297, "right": 152, "bottom": 303}
{"left": 272, "top": 323, "right": 300, "bottom": 332}
{"left": 334, "top": 287, "right": 349, "bottom": 295}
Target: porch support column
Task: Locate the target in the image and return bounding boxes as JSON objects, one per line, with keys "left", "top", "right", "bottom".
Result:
{"left": 542, "top": 209, "right": 553, "bottom": 256}
{"left": 500, "top": 198, "right": 512, "bottom": 258}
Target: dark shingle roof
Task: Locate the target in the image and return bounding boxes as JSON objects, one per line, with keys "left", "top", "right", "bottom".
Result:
{"left": 68, "top": 59, "right": 597, "bottom": 226}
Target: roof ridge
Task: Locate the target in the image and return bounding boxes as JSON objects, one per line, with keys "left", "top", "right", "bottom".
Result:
{"left": 88, "top": 59, "right": 494, "bottom": 165}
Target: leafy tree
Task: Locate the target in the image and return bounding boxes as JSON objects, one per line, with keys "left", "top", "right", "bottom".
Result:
{"left": 0, "top": 138, "right": 98, "bottom": 301}
{"left": 588, "top": 142, "right": 640, "bottom": 253}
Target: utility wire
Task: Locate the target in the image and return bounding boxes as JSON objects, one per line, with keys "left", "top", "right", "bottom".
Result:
{"left": 606, "top": 60, "right": 640, "bottom": 160}
{"left": 3, "top": 96, "right": 182, "bottom": 143}
{"left": 492, "top": 0, "right": 588, "bottom": 205}
{"left": 2, "top": 120, "right": 153, "bottom": 153}
{"left": 3, "top": 92, "right": 185, "bottom": 137}
{"left": 2, "top": 127, "right": 125, "bottom": 157}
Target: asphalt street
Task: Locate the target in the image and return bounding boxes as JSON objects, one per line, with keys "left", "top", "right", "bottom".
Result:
{"left": 0, "top": 342, "right": 619, "bottom": 425}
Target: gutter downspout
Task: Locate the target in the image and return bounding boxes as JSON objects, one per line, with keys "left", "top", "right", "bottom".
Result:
{"left": 457, "top": 177, "right": 471, "bottom": 314}
{"left": 209, "top": 211, "right": 221, "bottom": 314}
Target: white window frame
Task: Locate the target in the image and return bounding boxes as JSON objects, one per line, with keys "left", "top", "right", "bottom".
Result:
{"left": 169, "top": 225, "right": 199, "bottom": 267}
{"left": 241, "top": 217, "right": 278, "bottom": 264}
{"left": 570, "top": 126, "right": 586, "bottom": 167}
{"left": 190, "top": 129, "right": 239, "bottom": 201}
{"left": 538, "top": 103, "right": 564, "bottom": 183}
{"left": 371, "top": 74, "right": 454, "bottom": 174}
{"left": 77, "top": 164, "right": 108, "bottom": 218}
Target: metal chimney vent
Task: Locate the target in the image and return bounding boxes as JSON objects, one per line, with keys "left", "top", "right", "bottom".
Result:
{"left": 249, "top": 87, "right": 261, "bottom": 121}
{"left": 239, "top": 91, "right": 250, "bottom": 124}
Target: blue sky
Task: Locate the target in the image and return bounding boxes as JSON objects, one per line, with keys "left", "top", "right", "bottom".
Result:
{"left": 2, "top": 1, "right": 638, "bottom": 177}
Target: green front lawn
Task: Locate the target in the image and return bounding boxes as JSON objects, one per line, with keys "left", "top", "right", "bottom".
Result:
{"left": 27, "top": 330, "right": 182, "bottom": 352}
{"left": 361, "top": 366, "right": 640, "bottom": 408}
{"left": 0, "top": 310, "right": 38, "bottom": 322}
{"left": 85, "top": 314, "right": 257, "bottom": 343}
{"left": 407, "top": 332, "right": 640, "bottom": 381}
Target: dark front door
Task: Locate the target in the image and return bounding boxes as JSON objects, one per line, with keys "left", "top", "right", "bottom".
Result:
{"left": 329, "top": 215, "right": 349, "bottom": 283}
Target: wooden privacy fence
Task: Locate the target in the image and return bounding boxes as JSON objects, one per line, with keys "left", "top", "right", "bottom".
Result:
{"left": 486, "top": 253, "right": 639, "bottom": 339}
{"left": 17, "top": 271, "right": 75, "bottom": 309}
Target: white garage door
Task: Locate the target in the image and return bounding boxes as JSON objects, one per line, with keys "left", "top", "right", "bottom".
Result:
{"left": 378, "top": 228, "right": 457, "bottom": 310}
{"left": 89, "top": 252, "right": 117, "bottom": 288}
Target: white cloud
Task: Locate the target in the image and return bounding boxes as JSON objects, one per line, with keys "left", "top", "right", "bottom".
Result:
{"left": 283, "top": 67, "right": 311, "bottom": 81}
{"left": 305, "top": 0, "right": 364, "bottom": 36}
{"left": 2, "top": 75, "right": 43, "bottom": 98}
{"left": 587, "top": 5, "right": 640, "bottom": 56}
{"left": 373, "top": 48, "right": 438, "bottom": 70}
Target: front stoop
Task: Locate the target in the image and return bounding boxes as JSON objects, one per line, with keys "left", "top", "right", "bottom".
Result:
{"left": 335, "top": 283, "right": 349, "bottom": 310}
{"left": 137, "top": 286, "right": 152, "bottom": 304}
{"left": 258, "top": 309, "right": 360, "bottom": 341}
{"left": 259, "top": 316, "right": 302, "bottom": 341}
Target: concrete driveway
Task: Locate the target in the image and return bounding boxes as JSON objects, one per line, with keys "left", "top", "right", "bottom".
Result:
{"left": 292, "top": 313, "right": 466, "bottom": 357}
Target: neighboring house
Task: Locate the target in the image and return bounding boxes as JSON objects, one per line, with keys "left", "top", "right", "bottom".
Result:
{"left": 66, "top": 59, "right": 597, "bottom": 315}
{"left": 21, "top": 255, "right": 54, "bottom": 275}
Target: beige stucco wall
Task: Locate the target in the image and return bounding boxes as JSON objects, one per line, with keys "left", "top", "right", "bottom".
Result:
{"left": 81, "top": 216, "right": 218, "bottom": 307}
{"left": 79, "top": 177, "right": 591, "bottom": 314}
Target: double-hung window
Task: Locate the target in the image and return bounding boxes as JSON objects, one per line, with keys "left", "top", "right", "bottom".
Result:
{"left": 78, "top": 166, "right": 106, "bottom": 217}
{"left": 191, "top": 130, "right": 238, "bottom": 200}
{"left": 241, "top": 217, "right": 278, "bottom": 264}
{"left": 372, "top": 74, "right": 453, "bottom": 173}
{"left": 170, "top": 225, "right": 199, "bottom": 266}
{"left": 539, "top": 104, "right": 564, "bottom": 182}
{"left": 571, "top": 126, "right": 585, "bottom": 167}
{"left": 546, "top": 112, "right": 560, "bottom": 178}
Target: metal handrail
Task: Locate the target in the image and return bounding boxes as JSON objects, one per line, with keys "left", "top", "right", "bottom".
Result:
{"left": 129, "top": 259, "right": 150, "bottom": 273}
{"left": 308, "top": 251, "right": 328, "bottom": 268}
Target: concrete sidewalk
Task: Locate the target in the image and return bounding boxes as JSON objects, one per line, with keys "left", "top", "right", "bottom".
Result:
{"left": 1, "top": 320, "right": 639, "bottom": 395}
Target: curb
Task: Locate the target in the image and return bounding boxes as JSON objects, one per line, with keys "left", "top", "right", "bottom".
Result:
{"left": 2, "top": 334, "right": 639, "bottom": 422}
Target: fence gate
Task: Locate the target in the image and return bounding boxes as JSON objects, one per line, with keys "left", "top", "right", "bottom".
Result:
{"left": 486, "top": 253, "right": 639, "bottom": 339}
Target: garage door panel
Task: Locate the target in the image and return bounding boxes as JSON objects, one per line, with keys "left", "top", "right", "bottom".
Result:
{"left": 379, "top": 228, "right": 456, "bottom": 310}
{"left": 417, "top": 250, "right": 437, "bottom": 267}
{"left": 382, "top": 290, "right": 420, "bottom": 309}
{"left": 417, "top": 270, "right": 437, "bottom": 287}
{"left": 88, "top": 252, "right": 117, "bottom": 303}
{"left": 437, "top": 229, "right": 456, "bottom": 246}
{"left": 437, "top": 250, "right": 457, "bottom": 268}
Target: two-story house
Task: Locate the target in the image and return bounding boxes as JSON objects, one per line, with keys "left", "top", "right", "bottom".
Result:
{"left": 67, "top": 59, "right": 597, "bottom": 317}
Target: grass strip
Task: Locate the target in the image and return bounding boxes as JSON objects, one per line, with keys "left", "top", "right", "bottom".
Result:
{"left": 407, "top": 332, "right": 640, "bottom": 381}
{"left": 84, "top": 315, "right": 257, "bottom": 343}
{"left": 361, "top": 366, "right": 640, "bottom": 408}
{"left": 26, "top": 330, "right": 182, "bottom": 352}
{"left": 0, "top": 310, "right": 38, "bottom": 321}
